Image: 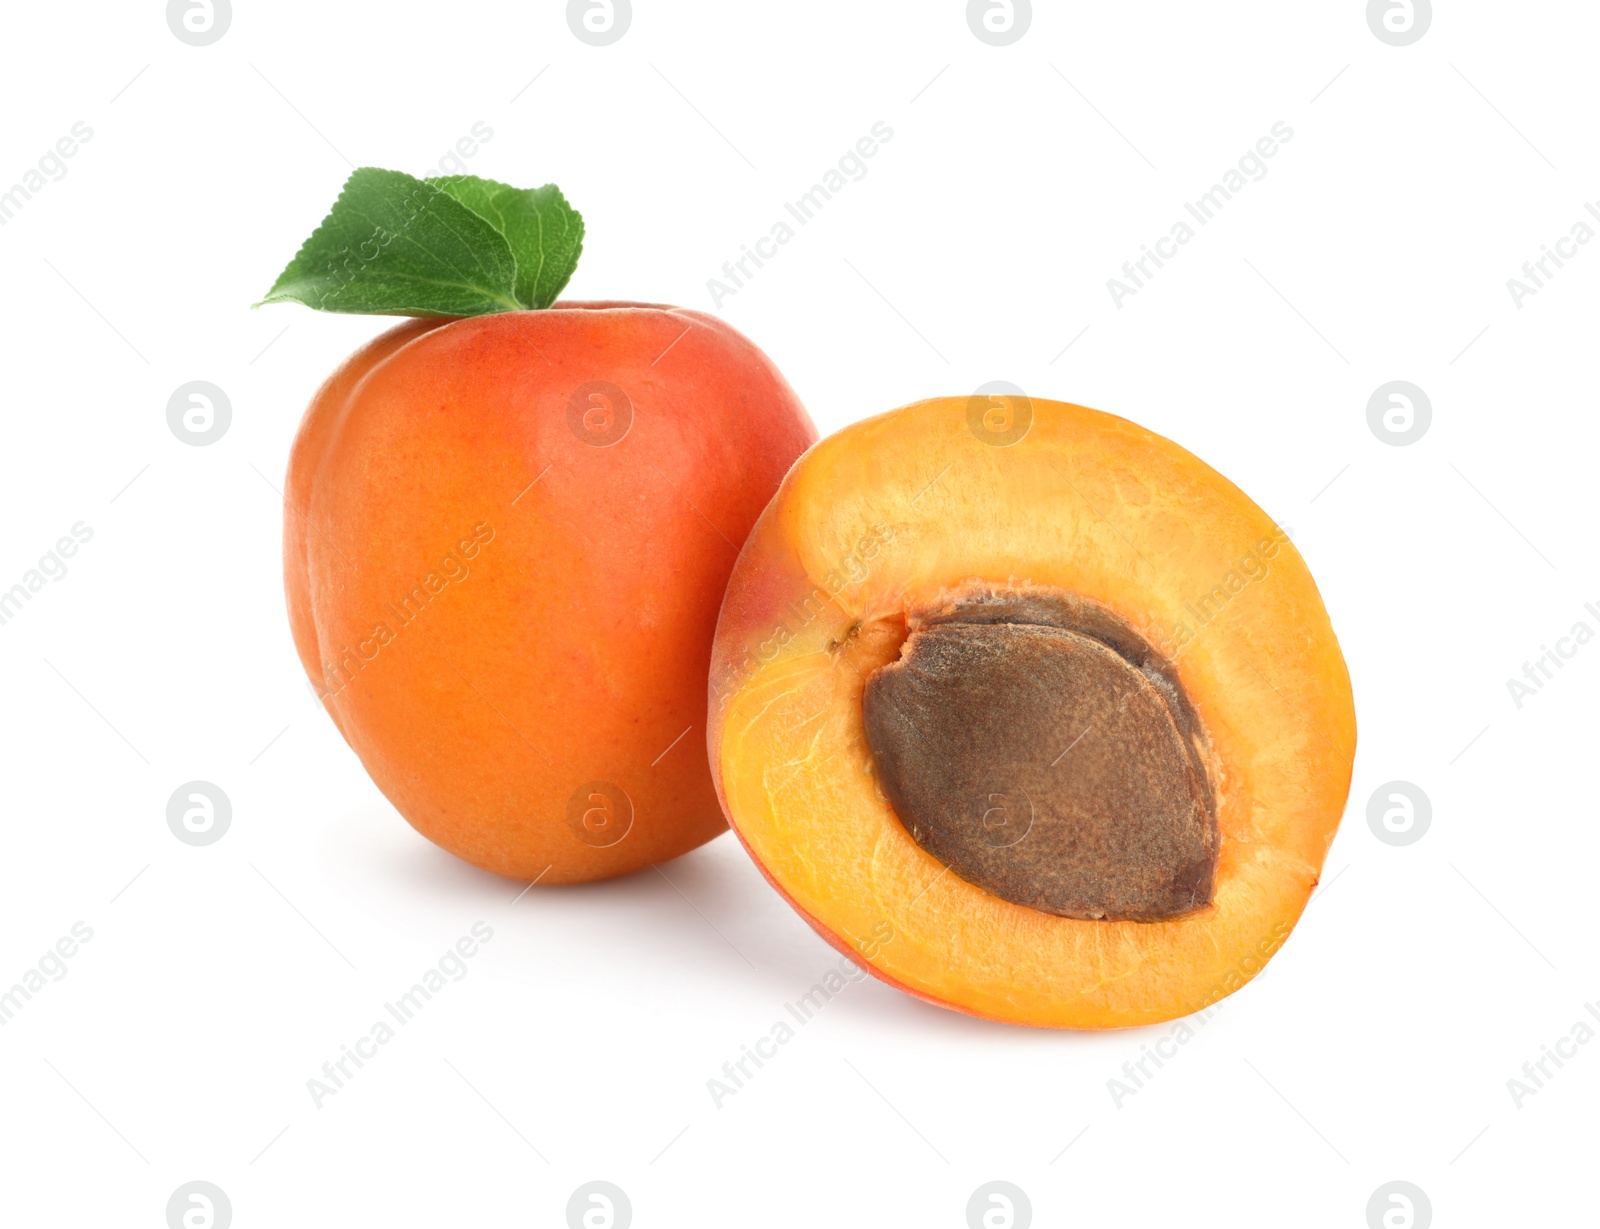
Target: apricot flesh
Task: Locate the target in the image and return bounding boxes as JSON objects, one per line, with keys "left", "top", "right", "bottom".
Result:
{"left": 285, "top": 304, "right": 815, "bottom": 883}
{"left": 708, "top": 397, "right": 1355, "bottom": 1029}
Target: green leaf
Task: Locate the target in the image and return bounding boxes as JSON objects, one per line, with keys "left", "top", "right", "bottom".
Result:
{"left": 427, "top": 176, "right": 585, "bottom": 310}
{"left": 259, "top": 167, "right": 584, "bottom": 317}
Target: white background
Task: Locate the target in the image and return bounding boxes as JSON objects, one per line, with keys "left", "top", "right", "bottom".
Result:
{"left": 1, "top": 2, "right": 1595, "bottom": 1226}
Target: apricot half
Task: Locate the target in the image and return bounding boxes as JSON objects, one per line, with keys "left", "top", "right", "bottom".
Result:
{"left": 285, "top": 304, "right": 815, "bottom": 882}
{"left": 708, "top": 396, "right": 1355, "bottom": 1028}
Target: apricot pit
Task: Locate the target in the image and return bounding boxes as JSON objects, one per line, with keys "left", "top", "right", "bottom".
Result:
{"left": 862, "top": 587, "right": 1217, "bottom": 923}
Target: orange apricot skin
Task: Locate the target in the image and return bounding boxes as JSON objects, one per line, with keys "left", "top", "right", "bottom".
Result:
{"left": 285, "top": 305, "right": 815, "bottom": 883}
{"left": 708, "top": 397, "right": 1356, "bottom": 1029}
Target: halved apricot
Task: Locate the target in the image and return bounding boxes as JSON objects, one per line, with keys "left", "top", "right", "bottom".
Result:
{"left": 708, "top": 396, "right": 1355, "bottom": 1028}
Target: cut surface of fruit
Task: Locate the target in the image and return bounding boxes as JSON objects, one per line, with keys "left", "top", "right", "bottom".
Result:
{"left": 708, "top": 396, "right": 1356, "bottom": 1029}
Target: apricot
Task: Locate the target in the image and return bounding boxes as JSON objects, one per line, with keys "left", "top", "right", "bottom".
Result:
{"left": 285, "top": 304, "right": 815, "bottom": 882}
{"left": 708, "top": 396, "right": 1355, "bottom": 1028}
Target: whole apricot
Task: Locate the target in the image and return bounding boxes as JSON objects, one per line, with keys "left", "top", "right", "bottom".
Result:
{"left": 286, "top": 305, "right": 815, "bottom": 882}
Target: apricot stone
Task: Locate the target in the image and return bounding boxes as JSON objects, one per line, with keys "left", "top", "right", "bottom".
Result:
{"left": 708, "top": 396, "right": 1355, "bottom": 1028}
{"left": 285, "top": 304, "right": 815, "bottom": 883}
{"left": 863, "top": 587, "right": 1218, "bottom": 923}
